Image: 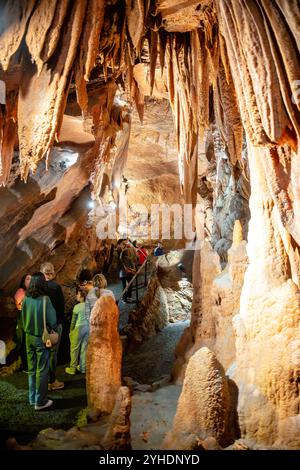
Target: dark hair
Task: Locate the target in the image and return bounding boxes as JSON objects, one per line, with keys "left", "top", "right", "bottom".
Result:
{"left": 78, "top": 269, "right": 93, "bottom": 283}
{"left": 26, "top": 275, "right": 46, "bottom": 298}
{"left": 19, "top": 274, "right": 30, "bottom": 290}
{"left": 76, "top": 286, "right": 87, "bottom": 300}
{"left": 32, "top": 271, "right": 45, "bottom": 279}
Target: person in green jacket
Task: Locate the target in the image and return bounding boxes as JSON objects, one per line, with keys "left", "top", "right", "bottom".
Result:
{"left": 21, "top": 274, "right": 57, "bottom": 411}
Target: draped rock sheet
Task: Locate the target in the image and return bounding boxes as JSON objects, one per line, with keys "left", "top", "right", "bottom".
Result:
{"left": 75, "top": 0, "right": 105, "bottom": 113}
{"left": 0, "top": 91, "right": 17, "bottom": 186}
{"left": 0, "top": 0, "right": 35, "bottom": 71}
{"left": 18, "top": 0, "right": 87, "bottom": 180}
{"left": 216, "top": 0, "right": 299, "bottom": 146}
{"left": 25, "top": 0, "right": 59, "bottom": 75}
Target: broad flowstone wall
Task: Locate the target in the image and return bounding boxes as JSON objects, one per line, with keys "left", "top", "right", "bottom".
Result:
{"left": 230, "top": 142, "right": 300, "bottom": 449}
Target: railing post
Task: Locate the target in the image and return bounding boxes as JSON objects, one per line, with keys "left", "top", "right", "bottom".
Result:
{"left": 135, "top": 274, "right": 139, "bottom": 305}
{"left": 144, "top": 260, "right": 147, "bottom": 286}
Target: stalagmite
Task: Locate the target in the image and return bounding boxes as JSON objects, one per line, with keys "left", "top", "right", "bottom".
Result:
{"left": 86, "top": 295, "right": 122, "bottom": 419}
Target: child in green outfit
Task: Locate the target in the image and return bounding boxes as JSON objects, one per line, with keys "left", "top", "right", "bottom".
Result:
{"left": 65, "top": 288, "right": 89, "bottom": 375}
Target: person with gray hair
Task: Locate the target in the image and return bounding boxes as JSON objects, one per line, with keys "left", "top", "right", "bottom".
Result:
{"left": 40, "top": 262, "right": 65, "bottom": 391}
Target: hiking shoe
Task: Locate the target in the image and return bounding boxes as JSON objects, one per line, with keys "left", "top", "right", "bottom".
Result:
{"left": 65, "top": 367, "right": 76, "bottom": 375}
{"left": 35, "top": 399, "right": 53, "bottom": 411}
{"left": 48, "top": 380, "right": 65, "bottom": 391}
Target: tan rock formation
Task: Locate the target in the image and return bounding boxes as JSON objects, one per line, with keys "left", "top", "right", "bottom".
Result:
{"left": 172, "top": 241, "right": 221, "bottom": 382}
{"left": 102, "top": 386, "right": 132, "bottom": 450}
{"left": 86, "top": 295, "right": 122, "bottom": 420}
{"left": 230, "top": 141, "right": 300, "bottom": 448}
{"left": 211, "top": 221, "right": 248, "bottom": 370}
{"left": 125, "top": 274, "right": 169, "bottom": 350}
{"left": 164, "top": 347, "right": 235, "bottom": 449}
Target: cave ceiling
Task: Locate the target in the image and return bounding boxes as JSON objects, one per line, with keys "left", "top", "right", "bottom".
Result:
{"left": 0, "top": 0, "right": 299, "bottom": 238}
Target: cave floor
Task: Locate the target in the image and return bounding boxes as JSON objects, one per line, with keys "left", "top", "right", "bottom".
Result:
{"left": 0, "top": 364, "right": 87, "bottom": 448}
{"left": 0, "top": 321, "right": 187, "bottom": 449}
{"left": 123, "top": 320, "right": 189, "bottom": 383}
{"left": 0, "top": 269, "right": 188, "bottom": 449}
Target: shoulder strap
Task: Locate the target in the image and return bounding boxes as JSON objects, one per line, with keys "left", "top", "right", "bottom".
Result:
{"left": 43, "top": 296, "right": 47, "bottom": 330}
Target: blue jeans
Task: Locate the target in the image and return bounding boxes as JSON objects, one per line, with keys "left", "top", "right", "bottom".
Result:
{"left": 69, "top": 324, "right": 89, "bottom": 373}
{"left": 49, "top": 323, "right": 62, "bottom": 384}
{"left": 26, "top": 334, "right": 50, "bottom": 406}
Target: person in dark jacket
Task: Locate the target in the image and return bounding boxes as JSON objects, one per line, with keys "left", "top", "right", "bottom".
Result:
{"left": 40, "top": 263, "right": 65, "bottom": 391}
{"left": 118, "top": 240, "right": 138, "bottom": 302}
{"left": 154, "top": 242, "right": 164, "bottom": 257}
{"left": 21, "top": 275, "right": 56, "bottom": 410}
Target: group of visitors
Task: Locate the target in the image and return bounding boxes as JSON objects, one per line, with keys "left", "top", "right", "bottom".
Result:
{"left": 65, "top": 273, "right": 114, "bottom": 376}
{"left": 13, "top": 261, "right": 115, "bottom": 411}
{"left": 12, "top": 239, "right": 164, "bottom": 411}
{"left": 14, "top": 263, "right": 65, "bottom": 410}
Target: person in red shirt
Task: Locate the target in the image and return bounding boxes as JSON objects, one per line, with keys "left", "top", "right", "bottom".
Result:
{"left": 14, "top": 274, "right": 31, "bottom": 372}
{"left": 136, "top": 243, "right": 148, "bottom": 266}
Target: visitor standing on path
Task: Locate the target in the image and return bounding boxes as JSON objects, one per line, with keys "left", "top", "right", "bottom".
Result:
{"left": 40, "top": 262, "right": 65, "bottom": 391}
{"left": 119, "top": 240, "right": 138, "bottom": 303}
{"left": 154, "top": 241, "right": 164, "bottom": 257}
{"left": 14, "top": 273, "right": 31, "bottom": 372}
{"left": 21, "top": 275, "right": 56, "bottom": 410}
{"left": 85, "top": 274, "right": 115, "bottom": 323}
{"left": 65, "top": 288, "right": 89, "bottom": 375}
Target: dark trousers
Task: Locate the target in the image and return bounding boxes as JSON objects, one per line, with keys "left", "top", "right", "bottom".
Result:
{"left": 15, "top": 318, "right": 28, "bottom": 371}
{"left": 121, "top": 274, "right": 134, "bottom": 300}
{"left": 26, "top": 334, "right": 50, "bottom": 406}
{"left": 49, "top": 323, "right": 62, "bottom": 384}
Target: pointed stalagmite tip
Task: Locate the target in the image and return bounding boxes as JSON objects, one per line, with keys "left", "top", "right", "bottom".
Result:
{"left": 232, "top": 219, "right": 243, "bottom": 245}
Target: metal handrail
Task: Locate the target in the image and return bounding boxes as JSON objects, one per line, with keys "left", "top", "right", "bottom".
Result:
{"left": 116, "top": 252, "right": 154, "bottom": 305}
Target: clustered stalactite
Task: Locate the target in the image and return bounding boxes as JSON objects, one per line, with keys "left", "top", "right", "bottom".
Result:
{"left": 0, "top": 0, "right": 300, "bottom": 449}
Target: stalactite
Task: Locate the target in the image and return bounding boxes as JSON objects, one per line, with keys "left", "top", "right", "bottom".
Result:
{"left": 40, "top": 0, "right": 70, "bottom": 64}
{"left": 0, "top": 92, "right": 17, "bottom": 186}
{"left": 25, "top": 0, "right": 59, "bottom": 75}
{"left": 18, "top": 0, "right": 87, "bottom": 180}
{"left": 149, "top": 30, "right": 158, "bottom": 96}
{"left": 0, "top": 0, "right": 35, "bottom": 71}
{"left": 158, "top": 28, "right": 168, "bottom": 75}
{"left": 214, "top": 60, "right": 243, "bottom": 164}
{"left": 75, "top": 0, "right": 105, "bottom": 113}
{"left": 125, "top": 0, "right": 145, "bottom": 55}
{"left": 276, "top": 0, "right": 300, "bottom": 50}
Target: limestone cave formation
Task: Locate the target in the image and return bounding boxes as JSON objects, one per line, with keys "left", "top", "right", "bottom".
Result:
{"left": 0, "top": 0, "right": 299, "bottom": 452}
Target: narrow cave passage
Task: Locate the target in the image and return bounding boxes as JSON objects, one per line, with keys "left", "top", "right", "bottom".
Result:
{"left": 0, "top": 0, "right": 300, "bottom": 454}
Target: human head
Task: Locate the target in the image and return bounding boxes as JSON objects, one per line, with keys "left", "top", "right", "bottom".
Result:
{"left": 92, "top": 274, "right": 107, "bottom": 289}
{"left": 26, "top": 274, "right": 46, "bottom": 298}
{"left": 158, "top": 242, "right": 162, "bottom": 248}
{"left": 76, "top": 287, "right": 86, "bottom": 303}
{"left": 40, "top": 262, "right": 55, "bottom": 281}
{"left": 19, "top": 274, "right": 31, "bottom": 290}
{"left": 78, "top": 269, "right": 93, "bottom": 284}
